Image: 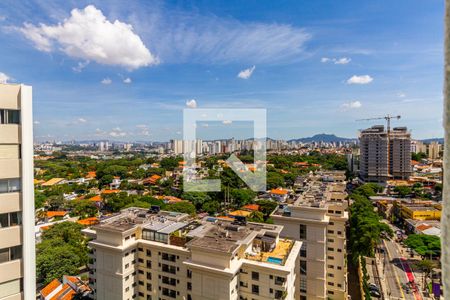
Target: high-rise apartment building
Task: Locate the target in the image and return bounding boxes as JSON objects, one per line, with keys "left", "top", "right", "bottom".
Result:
{"left": 359, "top": 125, "right": 411, "bottom": 183}
{"left": 271, "top": 171, "right": 348, "bottom": 300}
{"left": 0, "top": 84, "right": 35, "bottom": 300}
{"left": 84, "top": 208, "right": 302, "bottom": 300}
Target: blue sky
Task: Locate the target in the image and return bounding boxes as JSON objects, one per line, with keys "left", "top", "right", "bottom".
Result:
{"left": 0, "top": 0, "right": 444, "bottom": 141}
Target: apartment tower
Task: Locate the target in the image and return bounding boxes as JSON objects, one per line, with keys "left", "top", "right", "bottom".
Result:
{"left": 0, "top": 84, "right": 35, "bottom": 300}
{"left": 271, "top": 171, "right": 349, "bottom": 300}
{"left": 359, "top": 125, "right": 411, "bottom": 183}
{"left": 84, "top": 208, "right": 302, "bottom": 300}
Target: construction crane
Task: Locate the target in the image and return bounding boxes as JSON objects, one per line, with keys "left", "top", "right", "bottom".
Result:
{"left": 357, "top": 114, "right": 401, "bottom": 133}
{"left": 356, "top": 114, "right": 401, "bottom": 178}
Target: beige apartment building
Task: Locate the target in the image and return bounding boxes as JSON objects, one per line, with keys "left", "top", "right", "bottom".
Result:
{"left": 271, "top": 171, "right": 349, "bottom": 300}
{"left": 0, "top": 84, "right": 35, "bottom": 300}
{"left": 359, "top": 125, "right": 411, "bottom": 183}
{"left": 84, "top": 208, "right": 302, "bottom": 300}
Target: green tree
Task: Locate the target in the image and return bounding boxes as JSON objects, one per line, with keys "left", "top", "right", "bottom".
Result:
{"left": 404, "top": 234, "right": 441, "bottom": 257}
{"left": 47, "top": 194, "right": 66, "bottom": 210}
{"left": 165, "top": 201, "right": 196, "bottom": 215}
{"left": 230, "top": 189, "right": 256, "bottom": 207}
{"left": 202, "top": 201, "right": 220, "bottom": 215}
{"left": 248, "top": 211, "right": 264, "bottom": 223}
{"left": 348, "top": 194, "right": 393, "bottom": 263}
{"left": 414, "top": 259, "right": 437, "bottom": 288}
{"left": 394, "top": 186, "right": 412, "bottom": 198}
{"left": 181, "top": 192, "right": 212, "bottom": 210}
{"left": 69, "top": 199, "right": 98, "bottom": 219}
{"left": 37, "top": 222, "right": 88, "bottom": 284}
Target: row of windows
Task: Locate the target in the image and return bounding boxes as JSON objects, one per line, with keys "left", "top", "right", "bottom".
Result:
{"left": 0, "top": 109, "right": 20, "bottom": 125}
{"left": 0, "top": 179, "right": 21, "bottom": 194}
{"left": 0, "top": 212, "right": 22, "bottom": 228}
{"left": 0, "top": 245, "right": 22, "bottom": 263}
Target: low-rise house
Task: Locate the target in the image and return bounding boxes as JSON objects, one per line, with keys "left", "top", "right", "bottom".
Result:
{"left": 39, "top": 275, "right": 91, "bottom": 300}
{"left": 42, "top": 178, "right": 66, "bottom": 187}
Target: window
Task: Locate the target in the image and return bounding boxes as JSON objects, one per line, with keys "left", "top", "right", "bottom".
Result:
{"left": 251, "top": 271, "right": 259, "bottom": 281}
{"left": 187, "top": 269, "right": 192, "bottom": 278}
{"left": 300, "top": 243, "right": 307, "bottom": 257}
{"left": 162, "top": 264, "right": 176, "bottom": 274}
{"left": 0, "top": 109, "right": 20, "bottom": 124}
{"left": 146, "top": 260, "right": 151, "bottom": 268}
{"left": 299, "top": 224, "right": 307, "bottom": 239}
{"left": 187, "top": 282, "right": 192, "bottom": 290}
{"left": 251, "top": 284, "right": 259, "bottom": 295}
{"left": 146, "top": 249, "right": 151, "bottom": 256}
{"left": 300, "top": 260, "right": 307, "bottom": 275}
{"left": 0, "top": 179, "right": 21, "bottom": 194}
{"left": 300, "top": 277, "right": 307, "bottom": 293}
{"left": 162, "top": 253, "right": 176, "bottom": 262}
{"left": 9, "top": 212, "right": 21, "bottom": 226}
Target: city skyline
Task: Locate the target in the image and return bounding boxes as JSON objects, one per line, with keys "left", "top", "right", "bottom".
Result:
{"left": 0, "top": 1, "right": 444, "bottom": 141}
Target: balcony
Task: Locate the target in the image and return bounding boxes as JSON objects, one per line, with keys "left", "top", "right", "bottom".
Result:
{"left": 0, "top": 159, "right": 20, "bottom": 179}
{"left": 0, "top": 259, "right": 22, "bottom": 283}
{"left": 0, "top": 125, "right": 20, "bottom": 144}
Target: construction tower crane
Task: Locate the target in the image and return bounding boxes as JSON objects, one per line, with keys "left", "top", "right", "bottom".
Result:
{"left": 357, "top": 114, "right": 401, "bottom": 133}
{"left": 356, "top": 114, "right": 401, "bottom": 178}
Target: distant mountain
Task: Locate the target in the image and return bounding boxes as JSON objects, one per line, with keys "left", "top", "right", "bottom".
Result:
{"left": 289, "top": 134, "right": 356, "bottom": 143}
{"left": 420, "top": 138, "right": 444, "bottom": 144}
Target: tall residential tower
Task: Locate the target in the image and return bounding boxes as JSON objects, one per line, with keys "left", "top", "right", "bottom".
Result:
{"left": 359, "top": 125, "right": 411, "bottom": 183}
{"left": 0, "top": 84, "right": 35, "bottom": 300}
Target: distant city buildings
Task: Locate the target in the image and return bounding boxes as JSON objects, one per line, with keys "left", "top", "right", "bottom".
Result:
{"left": 0, "top": 83, "right": 35, "bottom": 299}
{"left": 412, "top": 140, "right": 442, "bottom": 159}
{"left": 359, "top": 125, "right": 411, "bottom": 183}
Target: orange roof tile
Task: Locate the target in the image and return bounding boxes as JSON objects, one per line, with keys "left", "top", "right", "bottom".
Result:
{"left": 40, "top": 279, "right": 61, "bottom": 298}
{"left": 50, "top": 283, "right": 75, "bottom": 300}
{"left": 101, "top": 189, "right": 120, "bottom": 194}
{"left": 416, "top": 224, "right": 433, "bottom": 231}
{"left": 270, "top": 188, "right": 288, "bottom": 195}
{"left": 229, "top": 210, "right": 251, "bottom": 217}
{"left": 242, "top": 204, "right": 259, "bottom": 211}
{"left": 85, "top": 171, "right": 96, "bottom": 179}
{"left": 89, "top": 195, "right": 102, "bottom": 202}
{"left": 77, "top": 217, "right": 99, "bottom": 226}
{"left": 46, "top": 211, "right": 68, "bottom": 218}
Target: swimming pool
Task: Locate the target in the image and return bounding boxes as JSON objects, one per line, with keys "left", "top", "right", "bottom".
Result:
{"left": 267, "top": 257, "right": 283, "bottom": 265}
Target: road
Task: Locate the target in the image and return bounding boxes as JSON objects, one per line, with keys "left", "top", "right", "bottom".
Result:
{"left": 383, "top": 239, "right": 416, "bottom": 300}
{"left": 381, "top": 221, "right": 423, "bottom": 300}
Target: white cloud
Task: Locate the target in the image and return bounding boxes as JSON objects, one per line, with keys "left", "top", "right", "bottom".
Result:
{"left": 222, "top": 120, "right": 232, "bottom": 125}
{"left": 109, "top": 127, "right": 126, "bottom": 137}
{"left": 77, "top": 118, "right": 87, "bottom": 123}
{"left": 334, "top": 57, "right": 351, "bottom": 65}
{"left": 321, "top": 57, "right": 351, "bottom": 64}
{"left": 123, "top": 77, "right": 132, "bottom": 84}
{"left": 34, "top": 121, "right": 40, "bottom": 125}
{"left": 18, "top": 5, "right": 157, "bottom": 70}
{"left": 135, "top": 7, "right": 311, "bottom": 64}
{"left": 397, "top": 92, "right": 406, "bottom": 98}
{"left": 237, "top": 66, "right": 256, "bottom": 79}
{"left": 346, "top": 75, "right": 373, "bottom": 85}
{"left": 72, "top": 61, "right": 89, "bottom": 72}
{"left": 136, "top": 124, "right": 150, "bottom": 136}
{"left": 0, "top": 72, "right": 11, "bottom": 83}
{"left": 186, "top": 99, "right": 197, "bottom": 108}
{"left": 101, "top": 78, "right": 112, "bottom": 85}
{"left": 341, "top": 100, "right": 362, "bottom": 110}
